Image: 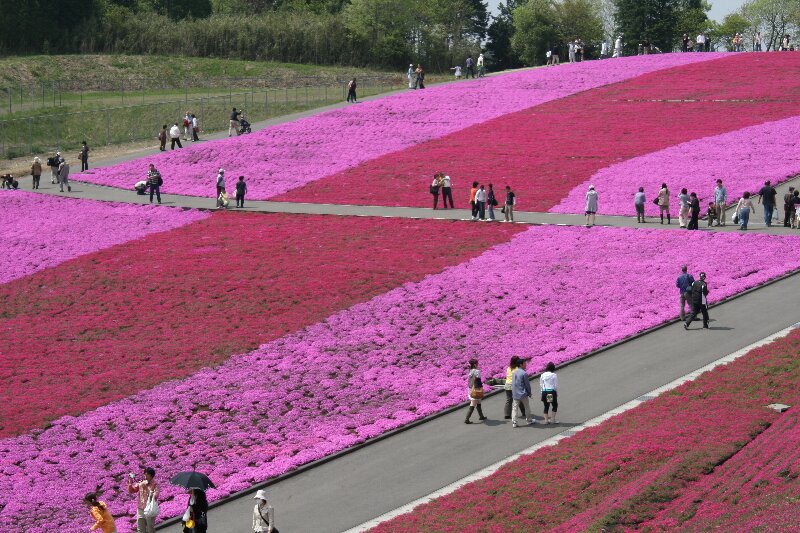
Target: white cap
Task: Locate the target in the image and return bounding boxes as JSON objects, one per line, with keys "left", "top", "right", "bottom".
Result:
{"left": 219, "top": 168, "right": 224, "bottom": 173}
{"left": 253, "top": 489, "right": 267, "bottom": 501}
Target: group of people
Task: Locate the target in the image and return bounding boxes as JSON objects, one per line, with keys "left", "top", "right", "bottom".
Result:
{"left": 426, "top": 174, "right": 517, "bottom": 222}
{"left": 676, "top": 265, "right": 711, "bottom": 329}
{"left": 681, "top": 33, "right": 710, "bottom": 53}
{"left": 408, "top": 64, "right": 426, "bottom": 89}
{"left": 448, "top": 54, "right": 486, "bottom": 80}
{"left": 631, "top": 179, "right": 800, "bottom": 230}
{"left": 82, "top": 467, "right": 277, "bottom": 533}
{"left": 215, "top": 168, "right": 248, "bottom": 209}
{"left": 465, "top": 357, "right": 559, "bottom": 427}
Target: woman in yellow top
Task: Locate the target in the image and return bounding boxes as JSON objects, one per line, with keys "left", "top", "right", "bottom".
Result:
{"left": 84, "top": 492, "right": 117, "bottom": 533}
{"left": 503, "top": 356, "right": 525, "bottom": 419}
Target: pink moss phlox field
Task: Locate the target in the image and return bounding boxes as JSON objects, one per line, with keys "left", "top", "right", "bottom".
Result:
{"left": 75, "top": 54, "right": 722, "bottom": 199}
{"left": 0, "top": 190, "right": 208, "bottom": 285}
{"left": 2, "top": 226, "right": 799, "bottom": 532}
{"left": 551, "top": 115, "right": 800, "bottom": 216}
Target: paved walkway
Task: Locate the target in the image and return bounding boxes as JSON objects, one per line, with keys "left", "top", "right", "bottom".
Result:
{"left": 160, "top": 270, "right": 800, "bottom": 533}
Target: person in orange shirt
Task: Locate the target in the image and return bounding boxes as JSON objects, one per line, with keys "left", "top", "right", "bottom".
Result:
{"left": 469, "top": 181, "right": 479, "bottom": 220}
{"left": 84, "top": 492, "right": 117, "bottom": 533}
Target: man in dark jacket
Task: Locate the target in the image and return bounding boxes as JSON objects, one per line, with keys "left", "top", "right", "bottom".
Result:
{"left": 783, "top": 187, "right": 796, "bottom": 227}
{"left": 687, "top": 192, "right": 700, "bottom": 230}
{"left": 676, "top": 265, "right": 694, "bottom": 321}
{"left": 684, "top": 272, "right": 709, "bottom": 329}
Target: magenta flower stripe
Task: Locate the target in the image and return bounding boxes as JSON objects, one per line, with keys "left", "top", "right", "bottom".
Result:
{"left": 0, "top": 190, "right": 208, "bottom": 285}
{"left": 74, "top": 54, "right": 722, "bottom": 199}
{"left": 551, "top": 115, "right": 800, "bottom": 216}
{"left": 2, "top": 226, "right": 799, "bottom": 532}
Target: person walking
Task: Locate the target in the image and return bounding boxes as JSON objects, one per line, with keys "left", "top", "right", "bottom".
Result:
{"left": 486, "top": 183, "right": 498, "bottom": 221}
{"left": 550, "top": 44, "right": 560, "bottom": 65}
{"left": 540, "top": 362, "right": 558, "bottom": 424}
{"left": 347, "top": 78, "right": 358, "bottom": 103}
{"left": 613, "top": 35, "right": 623, "bottom": 58}
{"left": 441, "top": 174, "right": 453, "bottom": 208}
{"left": 785, "top": 187, "right": 797, "bottom": 227}
{"left": 192, "top": 114, "right": 200, "bottom": 142}
{"left": 84, "top": 492, "right": 117, "bottom": 533}
{"left": 735, "top": 192, "right": 756, "bottom": 230}
{"left": 634, "top": 187, "right": 646, "bottom": 223}
{"left": 48, "top": 152, "right": 61, "bottom": 184}
{"left": 758, "top": 180, "right": 778, "bottom": 227}
{"left": 182, "top": 489, "right": 208, "bottom": 533}
{"left": 79, "top": 141, "right": 90, "bottom": 171}
{"left": 128, "top": 467, "right": 160, "bottom": 533}
{"left": 475, "top": 184, "right": 487, "bottom": 220}
{"left": 585, "top": 185, "right": 598, "bottom": 226}
{"left": 183, "top": 112, "right": 192, "bottom": 141}
{"left": 469, "top": 181, "right": 479, "bottom": 220}
{"left": 158, "top": 125, "right": 167, "bottom": 151}
{"left": 657, "top": 183, "right": 671, "bottom": 224}
{"left": 58, "top": 159, "right": 71, "bottom": 192}
{"left": 477, "top": 52, "right": 485, "bottom": 77}
{"left": 503, "top": 356, "right": 525, "bottom": 420}
{"left": 229, "top": 108, "right": 242, "bottom": 136}
{"left": 713, "top": 179, "right": 727, "bottom": 226}
{"left": 252, "top": 490, "right": 277, "bottom": 533}
{"left": 31, "top": 157, "right": 42, "bottom": 189}
{"left": 414, "top": 65, "right": 425, "bottom": 89}
{"left": 677, "top": 188, "right": 691, "bottom": 228}
{"left": 465, "top": 358, "right": 487, "bottom": 424}
{"left": 430, "top": 173, "right": 442, "bottom": 209}
{"left": 216, "top": 168, "right": 226, "bottom": 199}
{"left": 465, "top": 55, "right": 475, "bottom": 79}
{"left": 684, "top": 272, "right": 710, "bottom": 330}
{"left": 503, "top": 185, "right": 516, "bottom": 222}
{"left": 407, "top": 64, "right": 415, "bottom": 89}
{"left": 792, "top": 190, "right": 800, "bottom": 228}
{"left": 511, "top": 359, "right": 535, "bottom": 428}
{"left": 147, "top": 164, "right": 162, "bottom": 204}
{"left": 676, "top": 265, "right": 695, "bottom": 322}
{"left": 235, "top": 176, "right": 247, "bottom": 208}
{"left": 687, "top": 192, "right": 700, "bottom": 230}
{"left": 169, "top": 123, "right": 182, "bottom": 150}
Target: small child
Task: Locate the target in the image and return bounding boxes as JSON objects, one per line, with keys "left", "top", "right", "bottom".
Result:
{"left": 451, "top": 65, "right": 462, "bottom": 79}
{"left": 540, "top": 362, "right": 558, "bottom": 424}
{"left": 706, "top": 202, "right": 717, "bottom": 226}
{"left": 235, "top": 176, "right": 247, "bottom": 208}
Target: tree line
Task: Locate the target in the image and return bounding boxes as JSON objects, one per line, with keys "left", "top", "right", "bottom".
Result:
{"left": 1, "top": 0, "right": 798, "bottom": 72}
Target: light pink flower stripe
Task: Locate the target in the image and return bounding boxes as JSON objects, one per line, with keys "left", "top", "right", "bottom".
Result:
{"left": 550, "top": 115, "right": 800, "bottom": 216}
{"left": 2, "top": 226, "right": 800, "bottom": 532}
{"left": 0, "top": 191, "right": 209, "bottom": 285}
{"left": 76, "top": 54, "right": 723, "bottom": 199}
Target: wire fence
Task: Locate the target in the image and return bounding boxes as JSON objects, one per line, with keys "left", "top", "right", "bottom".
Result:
{"left": 0, "top": 78, "right": 408, "bottom": 159}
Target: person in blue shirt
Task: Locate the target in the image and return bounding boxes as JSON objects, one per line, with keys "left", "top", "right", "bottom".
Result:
{"left": 676, "top": 265, "right": 695, "bottom": 321}
{"left": 511, "top": 359, "right": 535, "bottom": 428}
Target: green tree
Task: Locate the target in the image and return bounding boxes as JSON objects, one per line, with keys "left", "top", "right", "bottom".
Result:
{"left": 512, "top": 0, "right": 558, "bottom": 65}
{"left": 613, "top": 0, "right": 680, "bottom": 53}
{"left": 712, "top": 13, "right": 752, "bottom": 50}
{"left": 674, "top": 0, "right": 711, "bottom": 47}
{"left": 558, "top": 0, "right": 604, "bottom": 56}
{"left": 486, "top": 0, "right": 523, "bottom": 70}
{"left": 343, "top": 0, "right": 416, "bottom": 66}
{"left": 742, "top": 0, "right": 800, "bottom": 51}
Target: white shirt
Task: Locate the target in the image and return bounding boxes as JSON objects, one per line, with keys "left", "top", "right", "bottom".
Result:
{"left": 442, "top": 176, "right": 451, "bottom": 187}
{"left": 540, "top": 371, "right": 558, "bottom": 392}
{"left": 192, "top": 117, "right": 198, "bottom": 128}
{"left": 169, "top": 125, "right": 180, "bottom": 138}
{"left": 697, "top": 34, "right": 705, "bottom": 44}
{"left": 475, "top": 189, "right": 487, "bottom": 202}
{"left": 477, "top": 54, "right": 484, "bottom": 66}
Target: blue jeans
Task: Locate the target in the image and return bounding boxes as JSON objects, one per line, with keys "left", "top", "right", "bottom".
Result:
{"left": 149, "top": 184, "right": 161, "bottom": 203}
{"left": 740, "top": 207, "right": 750, "bottom": 229}
{"left": 488, "top": 203, "right": 495, "bottom": 220}
{"left": 764, "top": 204, "right": 774, "bottom": 226}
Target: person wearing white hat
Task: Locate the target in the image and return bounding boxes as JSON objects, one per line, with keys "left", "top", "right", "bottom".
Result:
{"left": 215, "top": 168, "right": 225, "bottom": 199}
{"left": 252, "top": 489, "right": 276, "bottom": 533}
{"left": 407, "top": 64, "right": 415, "bottom": 89}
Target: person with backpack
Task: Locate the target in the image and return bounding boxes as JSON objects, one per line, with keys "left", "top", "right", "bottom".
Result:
{"left": 235, "top": 176, "right": 247, "bottom": 208}
{"left": 147, "top": 164, "right": 162, "bottom": 204}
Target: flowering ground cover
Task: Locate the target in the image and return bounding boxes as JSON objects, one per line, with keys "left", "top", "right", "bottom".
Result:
{"left": 370, "top": 326, "right": 800, "bottom": 532}
{"left": 279, "top": 53, "right": 800, "bottom": 211}
{"left": 74, "top": 54, "right": 719, "bottom": 198}
{"left": 0, "top": 212, "right": 522, "bottom": 438}
{"left": 0, "top": 190, "right": 208, "bottom": 284}
{"left": 2, "top": 226, "right": 800, "bottom": 532}
{"left": 551, "top": 115, "right": 800, "bottom": 216}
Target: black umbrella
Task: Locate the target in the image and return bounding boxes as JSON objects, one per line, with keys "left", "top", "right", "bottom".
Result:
{"left": 170, "top": 471, "right": 216, "bottom": 491}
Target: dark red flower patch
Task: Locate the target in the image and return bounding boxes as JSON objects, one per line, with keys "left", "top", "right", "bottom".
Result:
{"left": 0, "top": 212, "right": 523, "bottom": 437}
{"left": 277, "top": 53, "right": 800, "bottom": 211}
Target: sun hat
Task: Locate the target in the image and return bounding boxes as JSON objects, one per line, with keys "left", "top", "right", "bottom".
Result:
{"left": 588, "top": 184, "right": 595, "bottom": 190}
{"left": 219, "top": 168, "right": 224, "bottom": 173}
{"left": 253, "top": 489, "right": 268, "bottom": 501}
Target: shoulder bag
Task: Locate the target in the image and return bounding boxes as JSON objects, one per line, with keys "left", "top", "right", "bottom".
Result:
{"left": 144, "top": 491, "right": 160, "bottom": 519}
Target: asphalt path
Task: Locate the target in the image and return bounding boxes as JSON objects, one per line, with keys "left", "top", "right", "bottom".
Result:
{"left": 160, "top": 269, "right": 800, "bottom": 533}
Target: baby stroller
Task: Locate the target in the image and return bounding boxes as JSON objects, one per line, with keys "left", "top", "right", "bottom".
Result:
{"left": 238, "top": 115, "right": 252, "bottom": 135}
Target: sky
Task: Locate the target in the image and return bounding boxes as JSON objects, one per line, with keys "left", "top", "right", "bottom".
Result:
{"left": 486, "top": 0, "right": 748, "bottom": 23}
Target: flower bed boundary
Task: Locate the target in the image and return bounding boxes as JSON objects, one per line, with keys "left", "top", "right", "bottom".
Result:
{"left": 153, "top": 266, "right": 800, "bottom": 531}
{"left": 348, "top": 320, "right": 800, "bottom": 533}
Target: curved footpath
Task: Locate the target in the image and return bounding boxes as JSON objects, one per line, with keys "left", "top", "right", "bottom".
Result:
{"left": 12, "top": 76, "right": 800, "bottom": 531}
